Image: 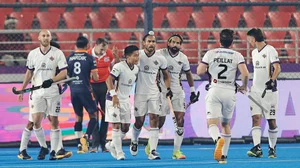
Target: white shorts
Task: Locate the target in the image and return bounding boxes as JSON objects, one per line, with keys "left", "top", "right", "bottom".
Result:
{"left": 134, "top": 93, "right": 160, "bottom": 117}
{"left": 160, "top": 91, "right": 186, "bottom": 116}
{"left": 29, "top": 93, "right": 61, "bottom": 119}
{"left": 105, "top": 100, "right": 131, "bottom": 123}
{"left": 250, "top": 91, "right": 278, "bottom": 120}
{"left": 205, "top": 87, "right": 236, "bottom": 121}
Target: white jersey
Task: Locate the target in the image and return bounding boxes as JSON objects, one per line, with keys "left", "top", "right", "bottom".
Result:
{"left": 110, "top": 61, "right": 139, "bottom": 102}
{"left": 158, "top": 48, "right": 190, "bottom": 93}
{"left": 251, "top": 45, "right": 279, "bottom": 92}
{"left": 26, "top": 46, "right": 67, "bottom": 96}
{"left": 135, "top": 50, "right": 167, "bottom": 95}
{"left": 202, "top": 48, "right": 245, "bottom": 90}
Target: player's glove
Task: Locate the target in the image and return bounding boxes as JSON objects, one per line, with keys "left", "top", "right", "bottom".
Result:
{"left": 190, "top": 91, "right": 200, "bottom": 103}
{"left": 42, "top": 79, "right": 54, "bottom": 88}
{"left": 205, "top": 84, "right": 210, "bottom": 91}
{"left": 265, "top": 79, "right": 275, "bottom": 90}
{"left": 166, "top": 88, "right": 173, "bottom": 99}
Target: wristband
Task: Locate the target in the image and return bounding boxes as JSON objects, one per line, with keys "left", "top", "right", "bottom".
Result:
{"left": 190, "top": 86, "right": 195, "bottom": 92}
{"left": 109, "top": 89, "right": 117, "bottom": 96}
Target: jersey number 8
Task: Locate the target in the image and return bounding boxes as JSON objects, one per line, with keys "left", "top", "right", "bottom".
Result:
{"left": 74, "top": 62, "right": 81, "bottom": 74}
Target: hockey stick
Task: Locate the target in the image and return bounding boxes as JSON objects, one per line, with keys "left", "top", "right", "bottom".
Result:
{"left": 12, "top": 76, "right": 79, "bottom": 95}
{"left": 261, "top": 88, "right": 267, "bottom": 98}
{"left": 167, "top": 97, "right": 183, "bottom": 135}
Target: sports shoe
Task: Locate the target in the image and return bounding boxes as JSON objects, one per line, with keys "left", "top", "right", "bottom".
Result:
{"left": 105, "top": 141, "right": 117, "bottom": 159}
{"left": 214, "top": 137, "right": 225, "bottom": 161}
{"left": 37, "top": 147, "right": 49, "bottom": 160}
{"left": 130, "top": 141, "right": 138, "bottom": 156}
{"left": 117, "top": 152, "right": 125, "bottom": 160}
{"left": 49, "top": 150, "right": 63, "bottom": 160}
{"left": 145, "top": 141, "right": 150, "bottom": 156}
{"left": 268, "top": 146, "right": 277, "bottom": 158}
{"left": 218, "top": 155, "right": 227, "bottom": 164}
{"left": 80, "top": 136, "right": 89, "bottom": 153}
{"left": 90, "top": 147, "right": 98, "bottom": 153}
{"left": 56, "top": 148, "right": 72, "bottom": 159}
{"left": 148, "top": 150, "right": 161, "bottom": 160}
{"left": 18, "top": 149, "right": 32, "bottom": 160}
{"left": 172, "top": 150, "right": 186, "bottom": 160}
{"left": 101, "top": 146, "right": 109, "bottom": 153}
{"left": 247, "top": 144, "right": 263, "bottom": 158}
{"left": 77, "top": 145, "right": 85, "bottom": 154}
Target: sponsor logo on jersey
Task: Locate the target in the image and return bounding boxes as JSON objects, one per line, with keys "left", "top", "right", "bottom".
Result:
{"left": 178, "top": 61, "right": 182, "bottom": 65}
{"left": 168, "top": 65, "right": 174, "bottom": 71}
{"left": 41, "top": 63, "right": 46, "bottom": 68}
{"left": 49, "top": 56, "right": 54, "bottom": 61}
{"left": 128, "top": 79, "right": 132, "bottom": 84}
{"left": 262, "top": 54, "right": 266, "bottom": 58}
{"left": 153, "top": 60, "right": 159, "bottom": 65}
{"left": 144, "top": 65, "right": 149, "bottom": 71}
{"left": 256, "top": 61, "right": 259, "bottom": 66}
{"left": 104, "top": 57, "right": 110, "bottom": 62}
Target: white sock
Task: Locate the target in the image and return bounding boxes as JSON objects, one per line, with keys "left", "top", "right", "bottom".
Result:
{"left": 50, "top": 129, "right": 60, "bottom": 153}
{"left": 208, "top": 124, "right": 220, "bottom": 143}
{"left": 33, "top": 127, "right": 47, "bottom": 148}
{"left": 174, "top": 127, "right": 184, "bottom": 152}
{"left": 251, "top": 126, "right": 261, "bottom": 146}
{"left": 268, "top": 127, "right": 278, "bottom": 149}
{"left": 221, "top": 133, "right": 231, "bottom": 156}
{"left": 131, "top": 125, "right": 141, "bottom": 143}
{"left": 19, "top": 128, "right": 31, "bottom": 152}
{"left": 112, "top": 129, "right": 122, "bottom": 154}
{"left": 149, "top": 128, "right": 159, "bottom": 152}
{"left": 57, "top": 131, "right": 63, "bottom": 151}
{"left": 121, "top": 131, "right": 126, "bottom": 140}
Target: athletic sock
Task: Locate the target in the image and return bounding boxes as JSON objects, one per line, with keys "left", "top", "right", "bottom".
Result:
{"left": 20, "top": 128, "right": 31, "bottom": 152}
{"left": 33, "top": 127, "right": 47, "bottom": 148}
{"left": 268, "top": 127, "right": 278, "bottom": 149}
{"left": 208, "top": 124, "right": 221, "bottom": 143}
{"left": 149, "top": 128, "right": 159, "bottom": 152}
{"left": 251, "top": 126, "right": 261, "bottom": 146}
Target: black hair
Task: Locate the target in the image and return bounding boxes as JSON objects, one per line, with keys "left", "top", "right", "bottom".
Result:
{"left": 124, "top": 45, "right": 139, "bottom": 57}
{"left": 168, "top": 34, "right": 183, "bottom": 44}
{"left": 220, "top": 29, "right": 234, "bottom": 48}
{"left": 96, "top": 38, "right": 108, "bottom": 46}
{"left": 76, "top": 36, "right": 89, "bottom": 49}
{"left": 50, "top": 41, "right": 60, "bottom": 49}
{"left": 247, "top": 28, "right": 264, "bottom": 42}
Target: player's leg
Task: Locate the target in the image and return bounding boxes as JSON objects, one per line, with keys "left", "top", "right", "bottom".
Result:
{"left": 98, "top": 82, "right": 109, "bottom": 152}
{"left": 71, "top": 94, "right": 85, "bottom": 153}
{"left": 247, "top": 91, "right": 263, "bottom": 158}
{"left": 18, "top": 120, "right": 33, "bottom": 160}
{"left": 91, "top": 83, "right": 101, "bottom": 151}
{"left": 265, "top": 91, "right": 279, "bottom": 158}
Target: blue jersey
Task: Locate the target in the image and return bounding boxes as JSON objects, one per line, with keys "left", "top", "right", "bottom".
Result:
{"left": 67, "top": 50, "right": 97, "bottom": 93}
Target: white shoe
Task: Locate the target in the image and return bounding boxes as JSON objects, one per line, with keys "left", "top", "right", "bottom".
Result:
{"left": 105, "top": 142, "right": 117, "bottom": 159}
{"left": 130, "top": 141, "right": 138, "bottom": 156}
{"left": 148, "top": 150, "right": 161, "bottom": 160}
{"left": 117, "top": 152, "right": 125, "bottom": 160}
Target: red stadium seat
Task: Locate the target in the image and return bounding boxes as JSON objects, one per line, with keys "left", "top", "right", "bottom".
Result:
{"left": 191, "top": 12, "right": 215, "bottom": 28}
{"left": 0, "top": 14, "right": 6, "bottom": 29}
{"left": 232, "top": 43, "right": 247, "bottom": 57}
{"left": 199, "top": 0, "right": 221, "bottom": 12}
{"left": 268, "top": 12, "right": 292, "bottom": 27}
{"left": 185, "top": 32, "right": 211, "bottom": 46}
{"left": 264, "top": 31, "right": 286, "bottom": 50}
{"left": 217, "top": 12, "right": 242, "bottom": 28}
{"left": 36, "top": 12, "right": 61, "bottom": 29}
{"left": 237, "top": 31, "right": 248, "bottom": 42}
{"left": 25, "top": 33, "right": 39, "bottom": 51}
{"left": 276, "top": 0, "right": 297, "bottom": 12}
{"left": 249, "top": 0, "right": 270, "bottom": 12}
{"left": 140, "top": 11, "right": 167, "bottom": 28}
{"left": 243, "top": 12, "right": 267, "bottom": 28}
{"left": 97, "top": 0, "right": 118, "bottom": 13}
{"left": 107, "top": 32, "right": 131, "bottom": 49}
{"left": 63, "top": 12, "right": 87, "bottom": 29}
{"left": 173, "top": 0, "right": 195, "bottom": 12}
{"left": 89, "top": 12, "right": 114, "bottom": 28}
{"left": 165, "top": 12, "right": 191, "bottom": 28}
{"left": 182, "top": 43, "right": 199, "bottom": 64}
{"left": 153, "top": 0, "right": 170, "bottom": 1}
{"left": 157, "top": 32, "right": 171, "bottom": 42}
{"left": 224, "top": 0, "right": 247, "bottom": 12}
{"left": 292, "top": 13, "right": 300, "bottom": 28}
{"left": 92, "top": 32, "right": 106, "bottom": 40}
{"left": 289, "top": 31, "right": 300, "bottom": 45}
{"left": 71, "top": 0, "right": 94, "bottom": 12}
{"left": 115, "top": 12, "right": 140, "bottom": 28}
{"left": 19, "top": 0, "right": 41, "bottom": 12}
{"left": 123, "top": 0, "right": 143, "bottom": 12}
{"left": 0, "top": 0, "right": 15, "bottom": 15}
{"left": 0, "top": 0, "right": 16, "bottom": 2}
{"left": 285, "top": 43, "right": 300, "bottom": 63}
{"left": 45, "top": 0, "right": 68, "bottom": 13}
{"left": 56, "top": 32, "right": 80, "bottom": 56}
{"left": 10, "top": 12, "right": 35, "bottom": 29}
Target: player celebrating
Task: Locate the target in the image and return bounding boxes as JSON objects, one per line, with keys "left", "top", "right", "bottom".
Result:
{"left": 18, "top": 30, "right": 72, "bottom": 160}
{"left": 197, "top": 29, "right": 249, "bottom": 164}
{"left": 17, "top": 41, "right": 71, "bottom": 160}
{"left": 130, "top": 31, "right": 171, "bottom": 160}
{"left": 146, "top": 34, "right": 199, "bottom": 159}
{"left": 246, "top": 28, "right": 281, "bottom": 158}
{"left": 105, "top": 45, "right": 139, "bottom": 160}
{"left": 67, "top": 36, "right": 99, "bottom": 154}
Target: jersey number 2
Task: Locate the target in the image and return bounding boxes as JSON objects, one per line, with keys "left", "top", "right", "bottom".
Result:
{"left": 74, "top": 62, "right": 81, "bottom": 74}
{"left": 218, "top": 64, "right": 227, "bottom": 79}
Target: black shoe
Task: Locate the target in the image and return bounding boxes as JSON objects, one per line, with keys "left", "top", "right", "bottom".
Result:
{"left": 101, "top": 146, "right": 109, "bottom": 153}
{"left": 148, "top": 150, "right": 160, "bottom": 160}
{"left": 49, "top": 150, "right": 62, "bottom": 160}
{"left": 247, "top": 144, "right": 263, "bottom": 158}
{"left": 218, "top": 155, "right": 227, "bottom": 164}
{"left": 37, "top": 147, "right": 49, "bottom": 160}
{"left": 268, "top": 146, "right": 277, "bottom": 158}
{"left": 18, "top": 149, "right": 32, "bottom": 160}
{"left": 130, "top": 142, "right": 138, "bottom": 156}
{"left": 56, "top": 148, "right": 73, "bottom": 159}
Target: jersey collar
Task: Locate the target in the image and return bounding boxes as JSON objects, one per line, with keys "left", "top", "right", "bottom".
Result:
{"left": 39, "top": 47, "right": 51, "bottom": 56}
{"left": 92, "top": 47, "right": 106, "bottom": 59}
{"left": 168, "top": 49, "right": 179, "bottom": 58}
{"left": 144, "top": 50, "right": 155, "bottom": 57}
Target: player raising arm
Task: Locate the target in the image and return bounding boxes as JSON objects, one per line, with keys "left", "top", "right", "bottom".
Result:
{"left": 197, "top": 29, "right": 249, "bottom": 164}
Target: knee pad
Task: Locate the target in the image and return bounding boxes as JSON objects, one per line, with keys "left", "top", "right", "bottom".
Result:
{"left": 176, "top": 127, "right": 184, "bottom": 136}
{"left": 74, "top": 122, "right": 82, "bottom": 131}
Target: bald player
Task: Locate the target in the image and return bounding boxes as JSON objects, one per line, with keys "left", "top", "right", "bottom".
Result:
{"left": 17, "top": 30, "right": 72, "bottom": 160}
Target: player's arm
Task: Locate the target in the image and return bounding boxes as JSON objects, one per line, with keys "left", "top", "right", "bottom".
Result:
{"left": 21, "top": 69, "right": 33, "bottom": 90}
{"left": 271, "top": 63, "right": 281, "bottom": 81}
{"left": 107, "top": 64, "right": 121, "bottom": 108}
{"left": 52, "top": 69, "right": 67, "bottom": 82}
{"left": 197, "top": 51, "right": 209, "bottom": 76}
{"left": 161, "top": 69, "right": 173, "bottom": 99}
{"left": 112, "top": 45, "right": 120, "bottom": 64}
{"left": 266, "top": 48, "right": 281, "bottom": 89}
{"left": 90, "top": 56, "right": 99, "bottom": 82}
{"left": 238, "top": 63, "right": 249, "bottom": 92}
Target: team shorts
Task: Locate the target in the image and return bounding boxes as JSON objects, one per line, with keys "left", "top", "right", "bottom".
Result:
{"left": 105, "top": 100, "right": 131, "bottom": 123}
{"left": 160, "top": 91, "right": 186, "bottom": 116}
{"left": 250, "top": 91, "right": 278, "bottom": 120}
{"left": 134, "top": 93, "right": 160, "bottom": 117}
{"left": 205, "top": 87, "right": 236, "bottom": 121}
{"left": 71, "top": 91, "right": 98, "bottom": 117}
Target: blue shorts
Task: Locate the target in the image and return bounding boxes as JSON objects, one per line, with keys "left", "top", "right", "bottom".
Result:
{"left": 71, "top": 91, "right": 97, "bottom": 117}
